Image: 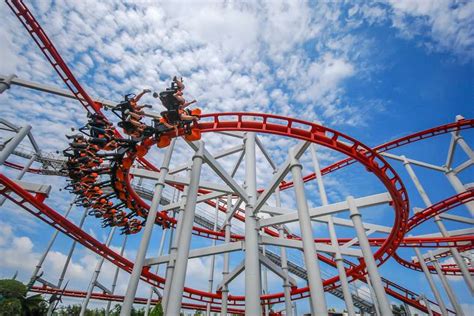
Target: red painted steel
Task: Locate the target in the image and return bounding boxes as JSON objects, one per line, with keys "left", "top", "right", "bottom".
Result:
{"left": 393, "top": 189, "right": 474, "bottom": 275}
{"left": 4, "top": 0, "right": 472, "bottom": 312}
{"left": 30, "top": 286, "right": 245, "bottom": 314}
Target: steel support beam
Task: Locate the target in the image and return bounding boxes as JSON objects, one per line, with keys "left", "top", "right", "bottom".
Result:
{"left": 445, "top": 169, "right": 474, "bottom": 216}
{"left": 243, "top": 132, "right": 262, "bottom": 315}
{"left": 276, "top": 187, "right": 292, "bottom": 316}
{"left": 419, "top": 294, "right": 434, "bottom": 316}
{"left": 46, "top": 207, "right": 88, "bottom": 316}
{"left": 145, "top": 241, "right": 244, "bottom": 266}
{"left": 254, "top": 141, "right": 310, "bottom": 213}
{"left": 206, "top": 200, "right": 220, "bottom": 316}
{"left": 162, "top": 175, "right": 188, "bottom": 311}
{"left": 80, "top": 227, "right": 116, "bottom": 316}
{"left": 121, "top": 140, "right": 175, "bottom": 316}
{"left": 414, "top": 249, "right": 449, "bottom": 316}
{"left": 428, "top": 252, "right": 464, "bottom": 316}
{"left": 144, "top": 228, "right": 168, "bottom": 316}
{"left": 0, "top": 124, "right": 31, "bottom": 166}
{"left": 404, "top": 158, "right": 474, "bottom": 294}
{"left": 289, "top": 147, "right": 327, "bottom": 315}
{"left": 187, "top": 140, "right": 247, "bottom": 202}
{"left": 348, "top": 197, "right": 392, "bottom": 315}
{"left": 310, "top": 145, "right": 356, "bottom": 316}
{"left": 258, "top": 192, "right": 392, "bottom": 228}
{"left": 0, "top": 74, "right": 16, "bottom": 93}
{"left": 29, "top": 201, "right": 74, "bottom": 287}
{"left": 0, "top": 153, "right": 36, "bottom": 206}
{"left": 165, "top": 142, "right": 204, "bottom": 315}
{"left": 105, "top": 235, "right": 128, "bottom": 316}
{"left": 221, "top": 194, "right": 232, "bottom": 316}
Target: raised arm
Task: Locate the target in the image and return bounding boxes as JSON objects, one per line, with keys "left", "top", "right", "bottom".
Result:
{"left": 133, "top": 89, "right": 151, "bottom": 102}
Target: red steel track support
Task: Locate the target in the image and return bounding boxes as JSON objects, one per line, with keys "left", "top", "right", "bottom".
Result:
{"left": 394, "top": 189, "right": 474, "bottom": 275}
{"left": 0, "top": 172, "right": 449, "bottom": 312}
{"left": 6, "top": 0, "right": 101, "bottom": 114}
{"left": 30, "top": 286, "right": 245, "bottom": 315}
{"left": 4, "top": 0, "right": 472, "bottom": 312}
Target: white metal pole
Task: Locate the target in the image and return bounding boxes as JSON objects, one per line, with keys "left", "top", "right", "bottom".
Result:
{"left": 220, "top": 194, "right": 232, "bottom": 316}
{"left": 445, "top": 170, "right": 474, "bottom": 216}
{"left": 347, "top": 196, "right": 393, "bottom": 316}
{"left": 276, "top": 189, "right": 293, "bottom": 316}
{"left": 121, "top": 139, "right": 176, "bottom": 316}
{"left": 428, "top": 252, "right": 465, "bottom": 316}
{"left": 206, "top": 199, "right": 220, "bottom": 316}
{"left": 365, "top": 275, "right": 381, "bottom": 316}
{"left": 105, "top": 235, "right": 128, "bottom": 316}
{"left": 144, "top": 227, "right": 168, "bottom": 316}
{"left": 0, "top": 153, "right": 36, "bottom": 206}
{"left": 47, "top": 207, "right": 88, "bottom": 316}
{"left": 403, "top": 158, "right": 474, "bottom": 294}
{"left": 166, "top": 142, "right": 204, "bottom": 316}
{"left": 162, "top": 175, "right": 188, "bottom": 311}
{"left": 310, "top": 145, "right": 356, "bottom": 316}
{"left": 0, "top": 74, "right": 16, "bottom": 93}
{"left": 0, "top": 124, "right": 31, "bottom": 165}
{"left": 244, "top": 132, "right": 263, "bottom": 315}
{"left": 419, "top": 294, "right": 434, "bottom": 316}
{"left": 80, "top": 226, "right": 116, "bottom": 316}
{"left": 289, "top": 147, "right": 328, "bottom": 315}
{"left": 29, "top": 201, "right": 74, "bottom": 286}
{"left": 414, "top": 248, "right": 448, "bottom": 316}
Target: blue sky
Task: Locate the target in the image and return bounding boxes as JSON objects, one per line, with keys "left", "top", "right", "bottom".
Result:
{"left": 0, "top": 1, "right": 473, "bottom": 315}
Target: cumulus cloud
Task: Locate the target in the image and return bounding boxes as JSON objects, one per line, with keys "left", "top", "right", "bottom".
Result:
{"left": 348, "top": 1, "right": 474, "bottom": 61}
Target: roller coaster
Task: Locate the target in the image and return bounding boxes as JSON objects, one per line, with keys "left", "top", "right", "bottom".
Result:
{"left": 0, "top": 1, "right": 473, "bottom": 315}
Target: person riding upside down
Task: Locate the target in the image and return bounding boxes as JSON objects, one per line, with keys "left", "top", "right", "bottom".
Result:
{"left": 157, "top": 76, "right": 200, "bottom": 135}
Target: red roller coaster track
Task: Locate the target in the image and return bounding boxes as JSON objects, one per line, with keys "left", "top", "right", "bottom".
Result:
{"left": 3, "top": 0, "right": 472, "bottom": 314}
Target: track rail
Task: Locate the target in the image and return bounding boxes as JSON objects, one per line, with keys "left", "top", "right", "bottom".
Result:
{"left": 394, "top": 189, "right": 474, "bottom": 275}
{"left": 3, "top": 0, "right": 471, "bottom": 312}
{"left": 30, "top": 286, "right": 245, "bottom": 314}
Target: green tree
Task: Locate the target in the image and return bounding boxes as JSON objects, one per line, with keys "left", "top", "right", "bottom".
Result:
{"left": 149, "top": 303, "right": 163, "bottom": 316}
{"left": 0, "top": 279, "right": 47, "bottom": 316}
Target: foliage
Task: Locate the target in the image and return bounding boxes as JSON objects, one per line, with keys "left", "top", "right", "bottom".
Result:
{"left": 0, "top": 279, "right": 47, "bottom": 316}
{"left": 54, "top": 304, "right": 149, "bottom": 316}
{"left": 149, "top": 303, "right": 163, "bottom": 316}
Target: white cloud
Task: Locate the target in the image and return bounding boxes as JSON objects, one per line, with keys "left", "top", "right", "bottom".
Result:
{"left": 388, "top": 0, "right": 474, "bottom": 60}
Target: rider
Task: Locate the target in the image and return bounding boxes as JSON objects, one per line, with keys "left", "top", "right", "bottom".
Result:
{"left": 172, "top": 76, "right": 199, "bottom": 122}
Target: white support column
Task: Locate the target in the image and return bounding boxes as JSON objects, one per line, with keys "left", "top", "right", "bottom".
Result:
{"left": 347, "top": 197, "right": 392, "bottom": 316}
{"left": 165, "top": 142, "right": 204, "bottom": 316}
{"left": 144, "top": 227, "right": 168, "bottom": 316}
{"left": 243, "top": 132, "right": 263, "bottom": 315}
{"left": 0, "top": 153, "right": 36, "bottom": 206}
{"left": 206, "top": 199, "right": 220, "bottom": 316}
{"left": 29, "top": 201, "right": 74, "bottom": 286}
{"left": 414, "top": 248, "right": 448, "bottom": 316}
{"left": 221, "top": 194, "right": 232, "bottom": 316}
{"left": 262, "top": 245, "right": 269, "bottom": 316}
{"left": 276, "top": 189, "right": 293, "bottom": 316}
{"left": 445, "top": 170, "right": 474, "bottom": 216}
{"left": 0, "top": 74, "right": 16, "bottom": 93}
{"left": 403, "top": 157, "right": 474, "bottom": 294}
{"left": 121, "top": 140, "right": 176, "bottom": 316}
{"left": 0, "top": 124, "right": 31, "bottom": 165}
{"left": 310, "top": 145, "right": 356, "bottom": 316}
{"left": 47, "top": 207, "right": 88, "bottom": 316}
{"left": 365, "top": 275, "right": 381, "bottom": 316}
{"left": 80, "top": 226, "right": 116, "bottom": 316}
{"left": 428, "top": 252, "right": 465, "bottom": 316}
{"left": 289, "top": 147, "right": 328, "bottom": 315}
{"left": 162, "top": 182, "right": 188, "bottom": 311}
{"left": 105, "top": 235, "right": 128, "bottom": 316}
{"left": 419, "top": 294, "right": 434, "bottom": 316}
